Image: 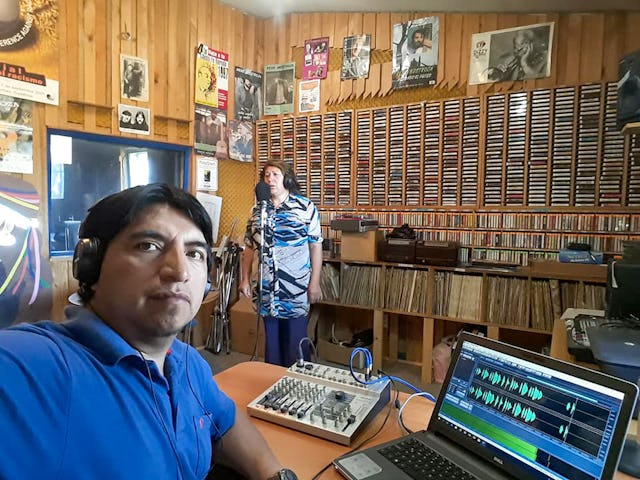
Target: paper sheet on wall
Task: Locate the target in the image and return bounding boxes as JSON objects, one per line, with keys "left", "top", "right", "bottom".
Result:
{"left": 196, "top": 192, "right": 222, "bottom": 245}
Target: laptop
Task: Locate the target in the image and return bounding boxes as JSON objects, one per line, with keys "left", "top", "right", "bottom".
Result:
{"left": 334, "top": 332, "right": 638, "bottom": 480}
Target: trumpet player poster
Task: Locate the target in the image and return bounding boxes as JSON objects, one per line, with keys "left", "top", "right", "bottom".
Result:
{"left": 469, "top": 23, "right": 553, "bottom": 85}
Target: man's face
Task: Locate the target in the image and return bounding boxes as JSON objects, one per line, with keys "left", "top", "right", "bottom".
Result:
{"left": 90, "top": 204, "right": 209, "bottom": 341}
{"left": 412, "top": 31, "right": 424, "bottom": 47}
{"left": 121, "top": 113, "right": 131, "bottom": 123}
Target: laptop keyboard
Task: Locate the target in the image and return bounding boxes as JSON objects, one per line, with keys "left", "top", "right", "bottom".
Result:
{"left": 379, "top": 437, "right": 477, "bottom": 480}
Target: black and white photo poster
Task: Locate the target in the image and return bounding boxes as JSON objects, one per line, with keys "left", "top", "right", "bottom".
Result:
{"left": 234, "top": 67, "right": 262, "bottom": 122}
{"left": 264, "top": 62, "right": 295, "bottom": 115}
{"left": 341, "top": 34, "right": 371, "bottom": 80}
{"left": 469, "top": 23, "right": 553, "bottom": 85}
{"left": 392, "top": 17, "right": 439, "bottom": 89}
{"left": 120, "top": 54, "right": 149, "bottom": 102}
{"left": 117, "top": 104, "right": 150, "bottom": 135}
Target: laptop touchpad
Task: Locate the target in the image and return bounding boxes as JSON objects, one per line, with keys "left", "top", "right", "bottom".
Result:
{"left": 337, "top": 453, "right": 383, "bottom": 479}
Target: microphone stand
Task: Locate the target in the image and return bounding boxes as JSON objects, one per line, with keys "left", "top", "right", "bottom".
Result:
{"left": 253, "top": 199, "right": 267, "bottom": 361}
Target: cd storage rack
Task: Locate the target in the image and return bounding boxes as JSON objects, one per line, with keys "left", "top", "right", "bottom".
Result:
{"left": 255, "top": 81, "right": 640, "bottom": 265}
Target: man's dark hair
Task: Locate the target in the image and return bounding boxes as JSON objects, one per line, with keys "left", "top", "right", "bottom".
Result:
{"left": 76, "top": 183, "right": 212, "bottom": 302}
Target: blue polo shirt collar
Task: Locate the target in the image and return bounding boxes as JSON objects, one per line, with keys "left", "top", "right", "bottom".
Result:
{"left": 61, "top": 306, "right": 186, "bottom": 371}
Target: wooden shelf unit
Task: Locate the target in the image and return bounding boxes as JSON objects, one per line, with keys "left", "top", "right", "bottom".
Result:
{"left": 256, "top": 80, "right": 640, "bottom": 266}
{"left": 316, "top": 259, "right": 607, "bottom": 384}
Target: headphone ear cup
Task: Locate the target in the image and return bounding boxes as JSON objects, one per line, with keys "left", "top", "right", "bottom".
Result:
{"left": 73, "top": 238, "right": 102, "bottom": 286}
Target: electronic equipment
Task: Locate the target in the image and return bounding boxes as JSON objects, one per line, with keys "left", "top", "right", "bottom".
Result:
{"left": 330, "top": 217, "right": 379, "bottom": 233}
{"left": 334, "top": 332, "right": 639, "bottom": 480}
{"left": 606, "top": 260, "right": 640, "bottom": 320}
{"left": 566, "top": 314, "right": 607, "bottom": 362}
{"left": 414, "top": 240, "right": 458, "bottom": 266}
{"left": 247, "top": 361, "right": 391, "bottom": 445}
{"left": 377, "top": 238, "right": 416, "bottom": 263}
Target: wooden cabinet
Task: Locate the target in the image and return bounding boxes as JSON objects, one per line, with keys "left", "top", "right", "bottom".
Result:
{"left": 316, "top": 258, "right": 607, "bottom": 384}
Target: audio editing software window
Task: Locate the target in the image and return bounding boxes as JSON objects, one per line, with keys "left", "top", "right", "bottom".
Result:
{"left": 439, "top": 342, "right": 625, "bottom": 480}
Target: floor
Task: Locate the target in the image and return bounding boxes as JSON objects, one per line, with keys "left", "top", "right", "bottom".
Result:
{"left": 198, "top": 347, "right": 443, "bottom": 398}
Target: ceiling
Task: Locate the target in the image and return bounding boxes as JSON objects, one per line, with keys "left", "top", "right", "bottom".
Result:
{"left": 220, "top": 0, "right": 640, "bottom": 19}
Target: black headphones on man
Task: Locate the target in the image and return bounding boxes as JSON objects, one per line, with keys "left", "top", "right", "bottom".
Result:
{"left": 72, "top": 237, "right": 212, "bottom": 298}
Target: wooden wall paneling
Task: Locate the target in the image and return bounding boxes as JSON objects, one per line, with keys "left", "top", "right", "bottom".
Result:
{"left": 333, "top": 14, "right": 350, "bottom": 103}
{"left": 81, "top": 0, "right": 97, "bottom": 123}
{"left": 325, "top": 70, "right": 339, "bottom": 106}
{"left": 579, "top": 14, "right": 605, "bottom": 84}
{"left": 624, "top": 13, "right": 640, "bottom": 55}
{"left": 444, "top": 14, "right": 463, "bottom": 90}
{"left": 295, "top": 14, "right": 310, "bottom": 48}
{"left": 553, "top": 15, "right": 571, "bottom": 87}
{"left": 459, "top": 14, "right": 480, "bottom": 89}
{"left": 152, "top": 0, "right": 169, "bottom": 121}
{"left": 288, "top": 13, "right": 299, "bottom": 49}
{"left": 50, "top": 259, "right": 74, "bottom": 322}
{"left": 345, "top": 14, "right": 364, "bottom": 101}
{"left": 263, "top": 18, "right": 276, "bottom": 65}
{"left": 564, "top": 15, "right": 583, "bottom": 86}
{"left": 385, "top": 13, "right": 410, "bottom": 97}
{"left": 320, "top": 13, "right": 335, "bottom": 48}
{"left": 353, "top": 13, "right": 377, "bottom": 100}
{"left": 602, "top": 13, "right": 626, "bottom": 82}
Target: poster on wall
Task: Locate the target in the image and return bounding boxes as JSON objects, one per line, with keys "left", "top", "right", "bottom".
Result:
{"left": 120, "top": 54, "right": 149, "bottom": 102}
{"left": 196, "top": 154, "right": 218, "bottom": 192}
{"left": 196, "top": 191, "right": 222, "bottom": 245}
{"left": 195, "top": 44, "right": 229, "bottom": 110}
{"left": 341, "top": 34, "right": 371, "bottom": 80}
{"left": 298, "top": 79, "right": 320, "bottom": 113}
{"left": 0, "top": 174, "right": 53, "bottom": 327}
{"left": 228, "top": 119, "right": 253, "bottom": 163}
{"left": 302, "top": 37, "right": 329, "bottom": 80}
{"left": 0, "top": 96, "right": 33, "bottom": 174}
{"left": 392, "top": 16, "right": 439, "bottom": 89}
{"left": 117, "top": 104, "right": 150, "bottom": 135}
{"left": 234, "top": 67, "right": 263, "bottom": 122}
{"left": 0, "top": 0, "right": 59, "bottom": 105}
{"left": 469, "top": 23, "right": 553, "bottom": 85}
{"left": 195, "top": 104, "right": 228, "bottom": 159}
{"left": 264, "top": 62, "right": 295, "bottom": 116}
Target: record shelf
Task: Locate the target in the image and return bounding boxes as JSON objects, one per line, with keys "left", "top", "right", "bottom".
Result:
{"left": 256, "top": 81, "right": 640, "bottom": 266}
{"left": 316, "top": 258, "right": 607, "bottom": 384}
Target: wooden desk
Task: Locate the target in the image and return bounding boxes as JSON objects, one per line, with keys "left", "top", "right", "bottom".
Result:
{"left": 214, "top": 361, "right": 635, "bottom": 480}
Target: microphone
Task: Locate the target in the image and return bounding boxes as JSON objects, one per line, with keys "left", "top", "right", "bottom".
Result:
{"left": 255, "top": 181, "right": 271, "bottom": 204}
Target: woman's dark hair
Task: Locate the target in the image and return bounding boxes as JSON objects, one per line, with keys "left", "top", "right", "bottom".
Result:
{"left": 260, "top": 159, "right": 301, "bottom": 194}
{"left": 76, "top": 183, "right": 212, "bottom": 301}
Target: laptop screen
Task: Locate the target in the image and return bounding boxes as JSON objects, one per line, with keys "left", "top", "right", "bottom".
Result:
{"left": 429, "top": 333, "right": 638, "bottom": 480}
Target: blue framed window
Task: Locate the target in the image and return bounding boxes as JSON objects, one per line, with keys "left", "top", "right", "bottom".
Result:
{"left": 47, "top": 129, "right": 190, "bottom": 256}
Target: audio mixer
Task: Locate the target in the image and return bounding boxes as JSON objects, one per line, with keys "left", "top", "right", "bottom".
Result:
{"left": 247, "top": 361, "right": 391, "bottom": 445}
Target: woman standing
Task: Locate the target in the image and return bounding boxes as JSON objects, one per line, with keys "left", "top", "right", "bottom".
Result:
{"left": 239, "top": 160, "right": 323, "bottom": 366}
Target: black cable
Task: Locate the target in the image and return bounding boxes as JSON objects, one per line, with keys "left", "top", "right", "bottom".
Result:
{"left": 310, "top": 376, "right": 400, "bottom": 480}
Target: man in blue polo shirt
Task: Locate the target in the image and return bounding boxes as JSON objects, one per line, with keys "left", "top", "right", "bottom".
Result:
{"left": 0, "top": 184, "right": 297, "bottom": 480}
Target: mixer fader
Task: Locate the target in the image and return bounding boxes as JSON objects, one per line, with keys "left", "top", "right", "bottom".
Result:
{"left": 247, "top": 361, "right": 391, "bottom": 445}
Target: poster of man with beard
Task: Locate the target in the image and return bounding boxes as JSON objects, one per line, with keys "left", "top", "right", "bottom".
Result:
{"left": 392, "top": 16, "right": 439, "bottom": 89}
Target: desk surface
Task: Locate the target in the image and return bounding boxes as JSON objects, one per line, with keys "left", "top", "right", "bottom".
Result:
{"left": 214, "top": 361, "right": 635, "bottom": 480}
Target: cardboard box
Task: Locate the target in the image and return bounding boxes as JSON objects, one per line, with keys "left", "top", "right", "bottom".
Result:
{"left": 317, "top": 338, "right": 366, "bottom": 369}
{"left": 229, "top": 297, "right": 264, "bottom": 357}
{"left": 340, "top": 230, "right": 384, "bottom": 262}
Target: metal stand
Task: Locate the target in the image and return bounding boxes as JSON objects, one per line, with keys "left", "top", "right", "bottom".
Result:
{"left": 206, "top": 222, "right": 240, "bottom": 355}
